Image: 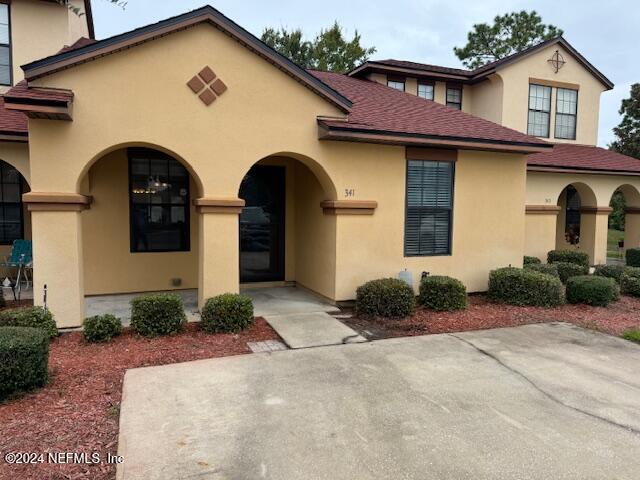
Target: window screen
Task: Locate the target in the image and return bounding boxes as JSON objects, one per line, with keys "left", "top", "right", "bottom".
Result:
{"left": 446, "top": 86, "right": 462, "bottom": 109}
{"left": 404, "top": 160, "right": 454, "bottom": 256}
{"left": 527, "top": 84, "right": 551, "bottom": 137}
{"left": 418, "top": 83, "right": 434, "bottom": 100}
{"left": 0, "top": 4, "right": 10, "bottom": 86}
{"left": 387, "top": 80, "right": 405, "bottom": 91}
{"left": 555, "top": 88, "right": 578, "bottom": 139}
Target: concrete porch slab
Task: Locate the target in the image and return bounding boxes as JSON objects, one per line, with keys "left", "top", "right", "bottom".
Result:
{"left": 264, "top": 311, "right": 367, "bottom": 349}
{"left": 241, "top": 286, "right": 340, "bottom": 317}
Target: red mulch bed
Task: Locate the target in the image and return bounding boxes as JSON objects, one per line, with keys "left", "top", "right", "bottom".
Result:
{"left": 344, "top": 294, "right": 640, "bottom": 339}
{"left": 0, "top": 319, "right": 279, "bottom": 480}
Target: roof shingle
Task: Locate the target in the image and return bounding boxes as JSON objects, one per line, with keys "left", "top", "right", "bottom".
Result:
{"left": 527, "top": 143, "right": 640, "bottom": 173}
{"left": 0, "top": 97, "right": 28, "bottom": 136}
{"left": 5, "top": 80, "right": 74, "bottom": 104}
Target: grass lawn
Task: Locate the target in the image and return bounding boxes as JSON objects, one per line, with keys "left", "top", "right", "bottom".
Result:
{"left": 608, "top": 228, "right": 624, "bottom": 259}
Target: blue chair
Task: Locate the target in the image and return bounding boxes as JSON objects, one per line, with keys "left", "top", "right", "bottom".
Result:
{"left": 1, "top": 240, "right": 32, "bottom": 288}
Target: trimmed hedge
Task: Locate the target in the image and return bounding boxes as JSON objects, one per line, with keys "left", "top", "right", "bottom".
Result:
{"left": 524, "top": 263, "right": 560, "bottom": 279}
{"left": 523, "top": 256, "right": 541, "bottom": 266}
{"left": 593, "top": 264, "right": 626, "bottom": 283}
{"left": 130, "top": 293, "right": 186, "bottom": 337}
{"left": 356, "top": 278, "right": 415, "bottom": 318}
{"left": 622, "top": 329, "right": 640, "bottom": 344}
{"left": 566, "top": 276, "right": 619, "bottom": 307}
{"left": 83, "top": 314, "right": 122, "bottom": 343}
{"left": 0, "top": 307, "right": 57, "bottom": 339}
{"left": 547, "top": 250, "right": 590, "bottom": 267}
{"left": 418, "top": 275, "right": 467, "bottom": 311}
{"left": 621, "top": 267, "right": 640, "bottom": 297}
{"left": 201, "top": 294, "right": 254, "bottom": 333}
{"left": 554, "top": 262, "right": 589, "bottom": 284}
{"left": 0, "top": 327, "right": 49, "bottom": 400}
{"left": 488, "top": 267, "right": 564, "bottom": 307}
{"left": 626, "top": 248, "right": 640, "bottom": 267}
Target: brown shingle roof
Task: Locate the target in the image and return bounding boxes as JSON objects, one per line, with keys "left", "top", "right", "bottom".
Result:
{"left": 59, "top": 37, "right": 97, "bottom": 54}
{"left": 0, "top": 97, "right": 28, "bottom": 137}
{"left": 527, "top": 143, "right": 640, "bottom": 173}
{"left": 310, "top": 70, "right": 550, "bottom": 150}
{"left": 5, "top": 80, "right": 74, "bottom": 105}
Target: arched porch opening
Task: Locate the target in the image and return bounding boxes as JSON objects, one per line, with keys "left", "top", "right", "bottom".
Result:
{"left": 237, "top": 153, "right": 337, "bottom": 299}
{"left": 79, "top": 145, "right": 203, "bottom": 318}
{"left": 555, "top": 182, "right": 597, "bottom": 250}
{"left": 608, "top": 184, "right": 640, "bottom": 262}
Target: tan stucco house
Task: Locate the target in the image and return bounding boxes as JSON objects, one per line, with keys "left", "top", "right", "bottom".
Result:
{"left": 0, "top": 3, "right": 639, "bottom": 328}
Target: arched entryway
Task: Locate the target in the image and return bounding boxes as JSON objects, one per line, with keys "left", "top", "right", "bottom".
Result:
{"left": 237, "top": 153, "right": 337, "bottom": 299}
{"left": 608, "top": 184, "right": 640, "bottom": 261}
{"left": 78, "top": 145, "right": 203, "bottom": 313}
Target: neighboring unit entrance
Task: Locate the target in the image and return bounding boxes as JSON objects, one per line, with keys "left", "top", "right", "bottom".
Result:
{"left": 239, "top": 165, "right": 285, "bottom": 283}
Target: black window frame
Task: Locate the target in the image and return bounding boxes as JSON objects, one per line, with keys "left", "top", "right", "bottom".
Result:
{"left": 417, "top": 81, "right": 435, "bottom": 100}
{"left": 404, "top": 159, "right": 455, "bottom": 257}
{"left": 554, "top": 87, "right": 578, "bottom": 140}
{"left": 0, "top": 160, "right": 23, "bottom": 245}
{"left": 445, "top": 84, "right": 462, "bottom": 110}
{"left": 527, "top": 83, "right": 552, "bottom": 138}
{"left": 0, "top": 2, "right": 11, "bottom": 87}
{"left": 128, "top": 148, "right": 191, "bottom": 253}
{"left": 387, "top": 75, "right": 406, "bottom": 92}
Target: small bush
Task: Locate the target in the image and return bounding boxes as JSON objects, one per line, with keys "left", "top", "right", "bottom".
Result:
{"left": 622, "top": 329, "right": 640, "bottom": 344}
{"left": 201, "top": 294, "right": 254, "bottom": 333}
{"left": 593, "top": 264, "right": 626, "bottom": 283}
{"left": 626, "top": 248, "right": 640, "bottom": 267}
{"left": 488, "top": 267, "right": 564, "bottom": 307}
{"left": 566, "top": 276, "right": 619, "bottom": 307}
{"left": 524, "top": 263, "right": 560, "bottom": 279}
{"left": 0, "top": 307, "right": 57, "bottom": 339}
{"left": 130, "top": 293, "right": 186, "bottom": 337}
{"left": 419, "top": 275, "right": 467, "bottom": 311}
{"left": 547, "top": 250, "right": 590, "bottom": 267}
{"left": 0, "top": 327, "right": 49, "bottom": 400}
{"left": 554, "top": 262, "right": 589, "bottom": 284}
{"left": 523, "top": 256, "right": 541, "bottom": 265}
{"left": 83, "top": 314, "right": 122, "bottom": 343}
{"left": 620, "top": 267, "right": 640, "bottom": 297}
{"left": 356, "top": 278, "right": 415, "bottom": 318}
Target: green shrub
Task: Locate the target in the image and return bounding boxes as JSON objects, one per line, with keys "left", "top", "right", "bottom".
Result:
{"left": 201, "top": 294, "right": 254, "bottom": 333}
{"left": 130, "top": 293, "right": 186, "bottom": 337}
{"left": 524, "top": 263, "right": 560, "bottom": 279}
{"left": 418, "top": 275, "right": 467, "bottom": 311}
{"left": 488, "top": 267, "right": 564, "bottom": 307}
{"left": 626, "top": 248, "right": 640, "bottom": 267}
{"left": 620, "top": 267, "right": 640, "bottom": 297}
{"left": 356, "top": 278, "right": 415, "bottom": 318}
{"left": 621, "top": 329, "right": 640, "bottom": 344}
{"left": 566, "top": 276, "right": 619, "bottom": 307}
{"left": 83, "top": 314, "right": 122, "bottom": 343}
{"left": 0, "top": 307, "right": 57, "bottom": 339}
{"left": 554, "top": 262, "right": 589, "bottom": 284}
{"left": 593, "top": 264, "right": 626, "bottom": 283}
{"left": 547, "top": 250, "right": 590, "bottom": 267}
{"left": 0, "top": 327, "right": 49, "bottom": 400}
{"left": 523, "top": 256, "right": 541, "bottom": 265}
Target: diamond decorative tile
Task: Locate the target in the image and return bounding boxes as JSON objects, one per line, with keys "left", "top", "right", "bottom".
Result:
{"left": 187, "top": 66, "right": 228, "bottom": 106}
{"left": 199, "top": 66, "right": 216, "bottom": 83}
{"left": 199, "top": 89, "right": 216, "bottom": 106}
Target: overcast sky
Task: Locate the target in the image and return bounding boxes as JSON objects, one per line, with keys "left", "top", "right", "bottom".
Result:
{"left": 91, "top": 0, "right": 639, "bottom": 147}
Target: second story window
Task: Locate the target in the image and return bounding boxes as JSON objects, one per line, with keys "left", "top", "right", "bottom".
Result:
{"left": 418, "top": 82, "right": 434, "bottom": 100}
{"left": 527, "top": 84, "right": 551, "bottom": 137}
{"left": 446, "top": 85, "right": 462, "bottom": 110}
{"left": 555, "top": 88, "right": 578, "bottom": 140}
{"left": 0, "top": 4, "right": 10, "bottom": 86}
{"left": 387, "top": 76, "right": 405, "bottom": 92}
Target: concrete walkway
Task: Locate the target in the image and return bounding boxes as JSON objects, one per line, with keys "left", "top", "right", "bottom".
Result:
{"left": 117, "top": 323, "right": 640, "bottom": 480}
{"left": 242, "top": 287, "right": 366, "bottom": 348}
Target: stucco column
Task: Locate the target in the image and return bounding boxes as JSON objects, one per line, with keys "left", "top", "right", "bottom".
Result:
{"left": 524, "top": 205, "right": 561, "bottom": 261}
{"left": 580, "top": 207, "right": 612, "bottom": 265}
{"left": 195, "top": 198, "right": 244, "bottom": 309}
{"left": 24, "top": 193, "right": 92, "bottom": 329}
{"left": 624, "top": 208, "right": 640, "bottom": 252}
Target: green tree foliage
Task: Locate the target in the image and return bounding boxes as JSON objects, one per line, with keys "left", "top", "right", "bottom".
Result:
{"left": 611, "top": 83, "right": 640, "bottom": 160}
{"left": 454, "top": 11, "right": 563, "bottom": 69}
{"left": 609, "top": 190, "right": 626, "bottom": 231}
{"left": 261, "top": 22, "right": 376, "bottom": 73}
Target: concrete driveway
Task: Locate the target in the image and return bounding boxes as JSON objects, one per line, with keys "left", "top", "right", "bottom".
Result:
{"left": 117, "top": 323, "right": 640, "bottom": 480}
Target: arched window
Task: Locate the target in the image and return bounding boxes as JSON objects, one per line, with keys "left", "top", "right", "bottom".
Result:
{"left": 565, "top": 185, "right": 581, "bottom": 245}
{"left": 0, "top": 160, "right": 23, "bottom": 245}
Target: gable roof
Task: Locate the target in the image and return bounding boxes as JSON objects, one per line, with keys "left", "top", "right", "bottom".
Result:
{"left": 311, "top": 70, "right": 551, "bottom": 153}
{"left": 527, "top": 144, "right": 640, "bottom": 174}
{"left": 350, "top": 37, "right": 614, "bottom": 90}
{"left": 20, "top": 5, "right": 352, "bottom": 113}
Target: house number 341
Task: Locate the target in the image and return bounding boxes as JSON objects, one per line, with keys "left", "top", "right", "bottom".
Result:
{"left": 344, "top": 189, "right": 355, "bottom": 197}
